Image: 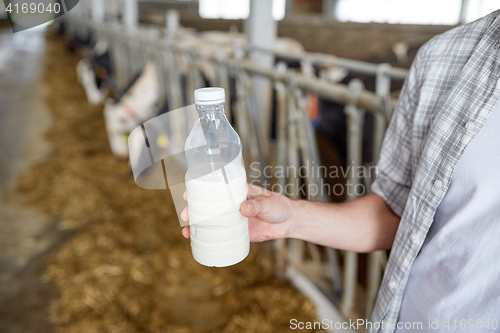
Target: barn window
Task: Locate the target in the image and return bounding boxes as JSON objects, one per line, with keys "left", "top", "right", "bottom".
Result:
{"left": 462, "top": 0, "right": 499, "bottom": 22}
{"left": 336, "top": 0, "right": 498, "bottom": 25}
{"left": 199, "top": 0, "right": 286, "bottom": 20}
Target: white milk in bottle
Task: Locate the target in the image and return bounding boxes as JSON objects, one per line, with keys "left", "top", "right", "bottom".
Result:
{"left": 185, "top": 87, "right": 250, "bottom": 267}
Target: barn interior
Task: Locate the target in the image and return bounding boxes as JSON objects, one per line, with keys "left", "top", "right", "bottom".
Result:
{"left": 0, "top": 0, "right": 497, "bottom": 332}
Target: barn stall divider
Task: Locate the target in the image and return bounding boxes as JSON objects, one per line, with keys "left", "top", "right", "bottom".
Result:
{"left": 63, "top": 10, "right": 408, "bottom": 328}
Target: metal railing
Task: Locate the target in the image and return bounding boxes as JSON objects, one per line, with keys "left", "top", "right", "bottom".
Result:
{"left": 65, "top": 12, "right": 407, "bottom": 327}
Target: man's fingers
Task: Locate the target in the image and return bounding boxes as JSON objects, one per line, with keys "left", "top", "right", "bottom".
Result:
{"left": 181, "top": 206, "right": 189, "bottom": 222}
{"left": 183, "top": 191, "right": 187, "bottom": 201}
{"left": 247, "top": 183, "right": 261, "bottom": 199}
{"left": 182, "top": 226, "right": 190, "bottom": 238}
{"left": 247, "top": 183, "right": 270, "bottom": 199}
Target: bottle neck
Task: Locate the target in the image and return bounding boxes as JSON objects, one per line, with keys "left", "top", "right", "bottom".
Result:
{"left": 196, "top": 103, "right": 225, "bottom": 120}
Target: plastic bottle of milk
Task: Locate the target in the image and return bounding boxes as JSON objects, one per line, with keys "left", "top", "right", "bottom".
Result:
{"left": 185, "top": 87, "right": 249, "bottom": 267}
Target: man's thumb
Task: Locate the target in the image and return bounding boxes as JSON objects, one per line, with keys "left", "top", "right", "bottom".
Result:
{"left": 241, "top": 199, "right": 275, "bottom": 218}
{"left": 241, "top": 200, "right": 257, "bottom": 217}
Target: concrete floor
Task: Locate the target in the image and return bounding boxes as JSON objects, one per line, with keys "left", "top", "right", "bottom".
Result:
{"left": 0, "top": 26, "right": 71, "bottom": 333}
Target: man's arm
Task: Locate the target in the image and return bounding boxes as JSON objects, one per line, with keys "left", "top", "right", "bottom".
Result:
{"left": 182, "top": 183, "right": 401, "bottom": 253}
{"left": 180, "top": 35, "right": 428, "bottom": 253}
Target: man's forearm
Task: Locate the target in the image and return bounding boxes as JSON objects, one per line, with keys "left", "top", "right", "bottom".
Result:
{"left": 286, "top": 193, "right": 401, "bottom": 252}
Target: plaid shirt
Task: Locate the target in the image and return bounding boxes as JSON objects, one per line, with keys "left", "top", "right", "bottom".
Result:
{"left": 370, "top": 10, "right": 500, "bottom": 332}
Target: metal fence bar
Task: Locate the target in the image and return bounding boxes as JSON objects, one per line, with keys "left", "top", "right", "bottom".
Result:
{"left": 244, "top": 43, "right": 409, "bottom": 80}
{"left": 340, "top": 79, "right": 365, "bottom": 316}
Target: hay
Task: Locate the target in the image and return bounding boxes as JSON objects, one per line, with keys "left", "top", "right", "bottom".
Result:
{"left": 16, "top": 31, "right": 324, "bottom": 333}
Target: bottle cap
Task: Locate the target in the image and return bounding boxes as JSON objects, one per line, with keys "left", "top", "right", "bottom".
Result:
{"left": 194, "top": 87, "right": 225, "bottom": 105}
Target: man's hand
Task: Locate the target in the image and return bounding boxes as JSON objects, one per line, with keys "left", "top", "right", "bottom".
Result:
{"left": 181, "top": 183, "right": 296, "bottom": 242}
{"left": 181, "top": 183, "right": 401, "bottom": 252}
